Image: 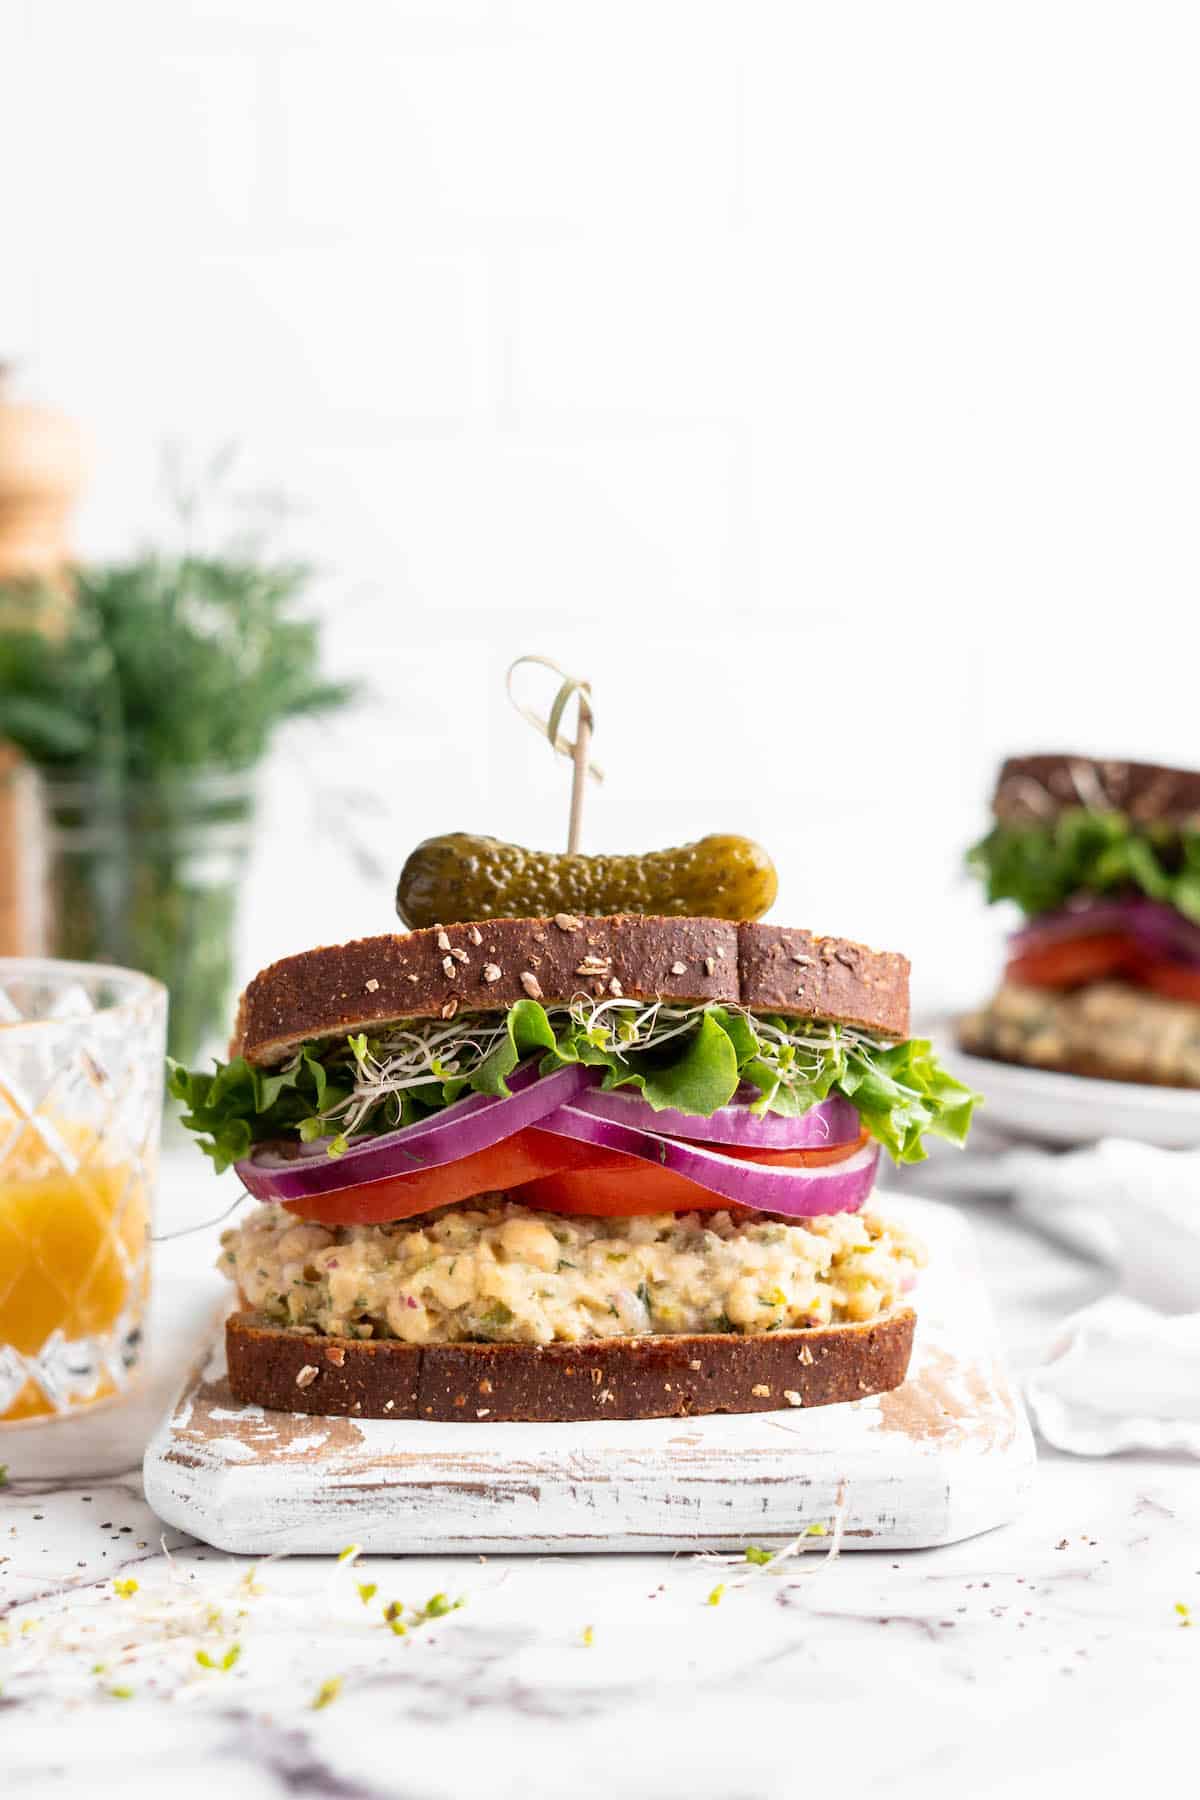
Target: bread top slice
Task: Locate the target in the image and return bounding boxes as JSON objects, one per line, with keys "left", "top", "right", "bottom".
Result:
{"left": 994, "top": 753, "right": 1200, "bottom": 828}
{"left": 232, "top": 916, "right": 911, "bottom": 1067}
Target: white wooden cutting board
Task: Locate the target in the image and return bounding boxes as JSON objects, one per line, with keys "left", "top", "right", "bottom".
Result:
{"left": 143, "top": 1196, "right": 1035, "bottom": 1554}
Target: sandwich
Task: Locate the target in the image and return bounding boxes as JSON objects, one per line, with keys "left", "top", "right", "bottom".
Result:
{"left": 171, "top": 915, "right": 977, "bottom": 1422}
{"left": 961, "top": 753, "right": 1200, "bottom": 1087}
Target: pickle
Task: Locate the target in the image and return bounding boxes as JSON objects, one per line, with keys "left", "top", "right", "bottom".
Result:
{"left": 396, "top": 833, "right": 777, "bottom": 929}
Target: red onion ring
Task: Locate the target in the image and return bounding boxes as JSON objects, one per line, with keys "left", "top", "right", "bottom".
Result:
{"left": 1010, "top": 897, "right": 1200, "bottom": 966}
{"left": 537, "top": 1103, "right": 880, "bottom": 1218}
{"left": 571, "top": 1087, "right": 860, "bottom": 1149}
{"left": 236, "top": 1060, "right": 589, "bottom": 1202}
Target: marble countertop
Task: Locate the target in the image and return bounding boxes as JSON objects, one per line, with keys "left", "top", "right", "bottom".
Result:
{"left": 2, "top": 1154, "right": 1196, "bottom": 1798}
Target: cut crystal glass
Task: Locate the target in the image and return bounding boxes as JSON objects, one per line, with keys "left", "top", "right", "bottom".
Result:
{"left": 0, "top": 959, "right": 166, "bottom": 1425}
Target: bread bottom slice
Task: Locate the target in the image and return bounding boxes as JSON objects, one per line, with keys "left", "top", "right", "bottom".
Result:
{"left": 225, "top": 1308, "right": 916, "bottom": 1422}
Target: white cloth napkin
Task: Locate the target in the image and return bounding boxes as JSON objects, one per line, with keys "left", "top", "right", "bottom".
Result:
{"left": 1026, "top": 1296, "right": 1200, "bottom": 1456}
{"left": 904, "top": 1135, "right": 1200, "bottom": 1456}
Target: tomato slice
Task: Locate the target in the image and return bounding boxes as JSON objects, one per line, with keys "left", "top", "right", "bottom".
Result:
{"left": 518, "top": 1165, "right": 724, "bottom": 1217}
{"left": 518, "top": 1130, "right": 871, "bottom": 1218}
{"left": 1130, "top": 958, "right": 1200, "bottom": 1005}
{"left": 280, "top": 1127, "right": 615, "bottom": 1226}
{"left": 1005, "top": 932, "right": 1135, "bottom": 990}
{"left": 280, "top": 1123, "right": 872, "bottom": 1226}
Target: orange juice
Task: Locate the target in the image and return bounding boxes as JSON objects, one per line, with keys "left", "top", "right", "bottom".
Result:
{"left": 0, "top": 1123, "right": 148, "bottom": 1422}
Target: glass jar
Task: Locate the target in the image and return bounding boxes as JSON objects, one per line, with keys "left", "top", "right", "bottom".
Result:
{"left": 0, "top": 958, "right": 166, "bottom": 1425}
{"left": 40, "top": 768, "right": 255, "bottom": 1067}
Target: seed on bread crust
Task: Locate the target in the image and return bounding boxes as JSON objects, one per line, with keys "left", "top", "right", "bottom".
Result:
{"left": 231, "top": 918, "right": 910, "bottom": 1067}
{"left": 520, "top": 971, "right": 544, "bottom": 1000}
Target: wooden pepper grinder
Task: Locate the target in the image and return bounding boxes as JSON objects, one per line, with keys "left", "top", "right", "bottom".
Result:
{"left": 0, "top": 372, "right": 89, "bottom": 954}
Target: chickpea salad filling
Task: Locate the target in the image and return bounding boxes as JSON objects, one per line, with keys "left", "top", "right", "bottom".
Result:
{"left": 220, "top": 1199, "right": 925, "bottom": 1346}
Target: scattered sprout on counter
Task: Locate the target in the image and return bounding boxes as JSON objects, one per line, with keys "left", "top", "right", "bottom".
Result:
{"left": 416, "top": 1593, "right": 463, "bottom": 1622}
{"left": 311, "top": 1676, "right": 343, "bottom": 1710}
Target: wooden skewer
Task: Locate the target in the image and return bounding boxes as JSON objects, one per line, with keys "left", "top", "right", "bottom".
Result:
{"left": 506, "top": 655, "right": 599, "bottom": 856}
{"left": 567, "top": 690, "right": 591, "bottom": 855}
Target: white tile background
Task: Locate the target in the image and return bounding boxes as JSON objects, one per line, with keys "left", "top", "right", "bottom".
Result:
{"left": 5, "top": 0, "right": 1200, "bottom": 1017}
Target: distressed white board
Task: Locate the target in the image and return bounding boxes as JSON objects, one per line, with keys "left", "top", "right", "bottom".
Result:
{"left": 143, "top": 1196, "right": 1035, "bottom": 1554}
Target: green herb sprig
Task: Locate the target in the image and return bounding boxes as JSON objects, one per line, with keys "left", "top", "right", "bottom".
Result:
{"left": 0, "top": 551, "right": 354, "bottom": 781}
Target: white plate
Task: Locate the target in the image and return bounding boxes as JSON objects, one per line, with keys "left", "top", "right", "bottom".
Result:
{"left": 932, "top": 1017, "right": 1200, "bottom": 1149}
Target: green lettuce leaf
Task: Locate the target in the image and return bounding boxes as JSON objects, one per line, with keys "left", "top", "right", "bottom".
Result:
{"left": 171, "top": 999, "right": 978, "bottom": 1173}
{"left": 967, "top": 809, "right": 1200, "bottom": 922}
{"left": 166, "top": 1050, "right": 353, "bottom": 1174}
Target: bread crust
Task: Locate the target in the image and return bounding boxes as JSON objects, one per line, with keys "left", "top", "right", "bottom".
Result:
{"left": 232, "top": 916, "right": 910, "bottom": 1066}
{"left": 994, "top": 754, "right": 1200, "bottom": 828}
{"left": 225, "top": 1307, "right": 916, "bottom": 1422}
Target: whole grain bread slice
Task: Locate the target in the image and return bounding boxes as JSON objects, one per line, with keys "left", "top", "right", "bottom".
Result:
{"left": 225, "top": 1307, "right": 916, "bottom": 1422}
{"left": 994, "top": 753, "right": 1200, "bottom": 828}
{"left": 231, "top": 916, "right": 911, "bottom": 1066}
